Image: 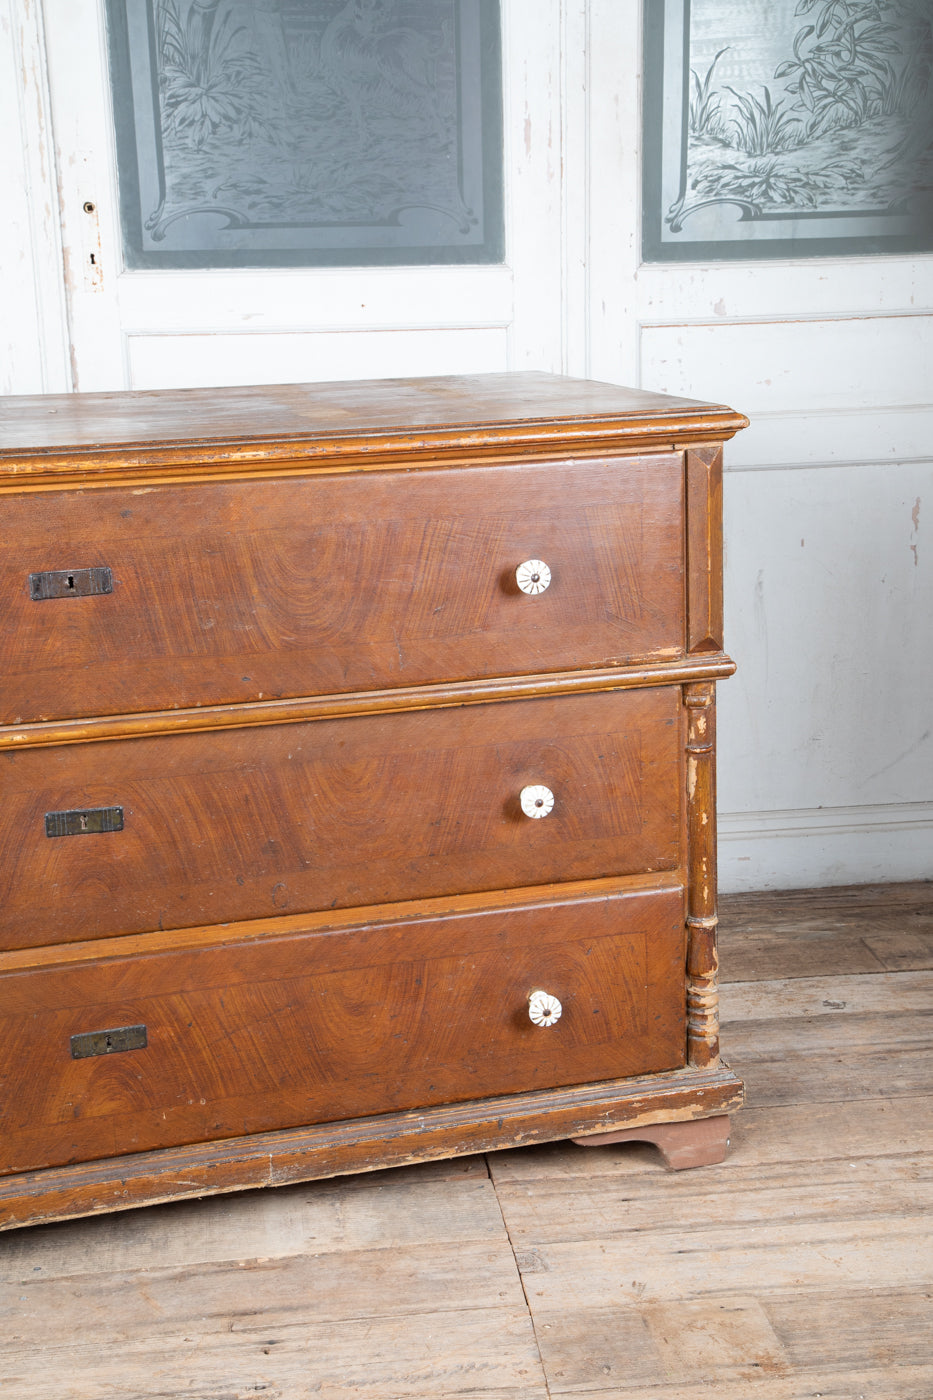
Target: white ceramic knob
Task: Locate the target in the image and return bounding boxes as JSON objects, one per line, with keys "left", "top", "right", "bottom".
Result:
{"left": 516, "top": 559, "right": 551, "bottom": 595}
{"left": 520, "top": 784, "right": 554, "bottom": 819}
{"left": 528, "top": 990, "right": 562, "bottom": 1027}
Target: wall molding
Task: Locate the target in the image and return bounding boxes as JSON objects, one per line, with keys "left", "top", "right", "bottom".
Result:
{"left": 719, "top": 802, "right": 933, "bottom": 893}
{"left": 725, "top": 407, "right": 933, "bottom": 471}
{"left": 0, "top": 0, "right": 71, "bottom": 392}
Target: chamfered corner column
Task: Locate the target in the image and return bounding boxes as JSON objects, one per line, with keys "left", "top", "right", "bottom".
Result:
{"left": 684, "top": 679, "right": 720, "bottom": 1069}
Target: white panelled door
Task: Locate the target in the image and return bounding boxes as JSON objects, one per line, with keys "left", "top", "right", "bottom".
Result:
{"left": 36, "top": 0, "right": 573, "bottom": 391}
{"left": 586, "top": 0, "right": 933, "bottom": 891}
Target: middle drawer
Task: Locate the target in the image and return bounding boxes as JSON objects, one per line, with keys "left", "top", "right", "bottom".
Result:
{"left": 0, "top": 688, "right": 683, "bottom": 949}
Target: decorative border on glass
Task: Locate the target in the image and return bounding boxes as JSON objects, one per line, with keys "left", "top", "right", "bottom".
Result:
{"left": 106, "top": 0, "right": 503, "bottom": 268}
{"left": 643, "top": 0, "right": 933, "bottom": 262}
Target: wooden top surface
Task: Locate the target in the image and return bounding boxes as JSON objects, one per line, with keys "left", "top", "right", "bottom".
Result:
{"left": 0, "top": 374, "right": 747, "bottom": 483}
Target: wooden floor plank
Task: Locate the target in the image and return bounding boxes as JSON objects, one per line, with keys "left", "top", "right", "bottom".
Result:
{"left": 488, "top": 1095, "right": 933, "bottom": 1183}
{"left": 723, "top": 1008, "right": 931, "bottom": 1052}
{"left": 737, "top": 1045, "right": 931, "bottom": 1108}
{"left": 720, "top": 880, "right": 933, "bottom": 933}
{"left": 533, "top": 1294, "right": 792, "bottom": 1392}
{"left": 551, "top": 1365, "right": 933, "bottom": 1399}
{"left": 767, "top": 1287, "right": 933, "bottom": 1371}
{"left": 0, "top": 1306, "right": 547, "bottom": 1400}
{"left": 727, "top": 997, "right": 931, "bottom": 1108}
{"left": 719, "top": 881, "right": 933, "bottom": 980}
{"left": 522, "top": 1290, "right": 933, "bottom": 1395}
{"left": 508, "top": 1215, "right": 932, "bottom": 1308}
{"left": 721, "top": 969, "right": 933, "bottom": 1019}
{"left": 0, "top": 1173, "right": 503, "bottom": 1282}
{"left": 726, "top": 1097, "right": 933, "bottom": 1165}
{"left": 0, "top": 1239, "right": 526, "bottom": 1343}
{"left": 494, "top": 1154, "right": 932, "bottom": 1245}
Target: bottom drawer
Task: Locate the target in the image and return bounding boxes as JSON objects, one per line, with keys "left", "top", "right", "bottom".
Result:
{"left": 0, "top": 880, "right": 686, "bottom": 1175}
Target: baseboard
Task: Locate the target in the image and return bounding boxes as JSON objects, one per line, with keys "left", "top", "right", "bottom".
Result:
{"left": 718, "top": 802, "right": 933, "bottom": 893}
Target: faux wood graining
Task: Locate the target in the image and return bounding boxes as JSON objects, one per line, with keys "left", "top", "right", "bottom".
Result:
{"left": 685, "top": 445, "right": 724, "bottom": 655}
{"left": 685, "top": 682, "right": 721, "bottom": 1068}
{"left": 0, "top": 372, "right": 746, "bottom": 1230}
{"left": 0, "top": 656, "right": 738, "bottom": 754}
{"left": 0, "top": 687, "right": 682, "bottom": 949}
{"left": 0, "top": 373, "right": 748, "bottom": 484}
{"left": 0, "top": 883, "right": 687, "bottom": 1176}
{"left": 0, "top": 455, "right": 684, "bottom": 725}
{"left": 2, "top": 885, "right": 924, "bottom": 1400}
{"left": 0, "top": 1062, "right": 745, "bottom": 1231}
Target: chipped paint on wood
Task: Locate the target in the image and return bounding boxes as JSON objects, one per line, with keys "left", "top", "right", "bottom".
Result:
{"left": 80, "top": 198, "right": 104, "bottom": 292}
{"left": 1, "top": 0, "right": 71, "bottom": 391}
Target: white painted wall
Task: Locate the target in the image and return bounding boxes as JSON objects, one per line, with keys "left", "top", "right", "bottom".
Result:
{"left": 1, "top": 0, "right": 931, "bottom": 893}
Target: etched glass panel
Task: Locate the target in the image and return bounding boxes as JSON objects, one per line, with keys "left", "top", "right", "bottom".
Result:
{"left": 107, "top": 0, "right": 503, "bottom": 266}
{"left": 644, "top": 0, "right": 933, "bottom": 260}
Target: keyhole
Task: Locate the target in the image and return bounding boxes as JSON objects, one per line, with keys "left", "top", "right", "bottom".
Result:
{"left": 104, "top": 1036, "right": 113, "bottom": 1050}
{"left": 79, "top": 814, "right": 88, "bottom": 830}
{"left": 66, "top": 575, "right": 76, "bottom": 591}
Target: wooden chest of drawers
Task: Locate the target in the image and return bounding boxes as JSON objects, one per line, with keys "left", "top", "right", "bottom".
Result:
{"left": 0, "top": 372, "right": 747, "bottom": 1228}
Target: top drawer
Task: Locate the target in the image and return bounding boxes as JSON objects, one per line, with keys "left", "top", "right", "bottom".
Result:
{"left": 1, "top": 455, "right": 685, "bottom": 724}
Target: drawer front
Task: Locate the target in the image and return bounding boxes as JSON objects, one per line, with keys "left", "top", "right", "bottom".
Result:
{"left": 0, "top": 882, "right": 687, "bottom": 1175}
{"left": 0, "top": 688, "right": 682, "bottom": 949}
{"left": 1, "top": 456, "right": 685, "bottom": 724}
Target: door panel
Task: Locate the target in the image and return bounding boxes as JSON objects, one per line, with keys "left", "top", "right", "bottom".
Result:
{"left": 39, "top": 0, "right": 567, "bottom": 392}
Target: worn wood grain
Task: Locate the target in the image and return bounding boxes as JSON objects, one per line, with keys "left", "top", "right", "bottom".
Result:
{"left": 685, "top": 445, "right": 723, "bottom": 654}
{"left": 737, "top": 1046, "right": 931, "bottom": 1108}
{"left": 0, "top": 1173, "right": 499, "bottom": 1282}
{"left": 0, "top": 688, "right": 682, "bottom": 948}
{"left": 510, "top": 1214, "right": 932, "bottom": 1308}
{"left": 720, "top": 969, "right": 933, "bottom": 1019}
{"left": 0, "top": 884, "right": 688, "bottom": 1175}
{"left": 489, "top": 1094, "right": 933, "bottom": 1183}
{"left": 0, "top": 1240, "right": 525, "bottom": 1344}
{"left": 0, "top": 372, "right": 742, "bottom": 1228}
{"left": 0, "top": 656, "right": 737, "bottom": 755}
{"left": 684, "top": 682, "right": 720, "bottom": 1067}
{"left": 727, "top": 1008, "right": 932, "bottom": 1107}
{"left": 0, "top": 455, "right": 685, "bottom": 725}
{"left": 494, "top": 1153, "right": 932, "bottom": 1246}
{"left": 1, "top": 882, "right": 929, "bottom": 1398}
{"left": 565, "top": 1370, "right": 933, "bottom": 1400}
{"left": 532, "top": 1299, "right": 933, "bottom": 1396}
{"left": 719, "top": 881, "right": 933, "bottom": 980}
{"left": 0, "top": 1307, "right": 547, "bottom": 1400}
{"left": 0, "top": 1063, "right": 743, "bottom": 1231}
{"left": 0, "top": 372, "right": 747, "bottom": 485}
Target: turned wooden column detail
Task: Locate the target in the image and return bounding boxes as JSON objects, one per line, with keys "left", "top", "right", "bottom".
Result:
{"left": 684, "top": 680, "right": 720, "bottom": 1068}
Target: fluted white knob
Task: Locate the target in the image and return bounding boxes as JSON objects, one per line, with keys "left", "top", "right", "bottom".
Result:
{"left": 516, "top": 559, "right": 551, "bottom": 595}
{"left": 520, "top": 784, "right": 554, "bottom": 819}
{"left": 528, "top": 990, "right": 562, "bottom": 1027}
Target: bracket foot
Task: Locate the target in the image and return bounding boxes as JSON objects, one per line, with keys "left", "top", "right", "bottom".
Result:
{"left": 571, "top": 1114, "right": 731, "bottom": 1170}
